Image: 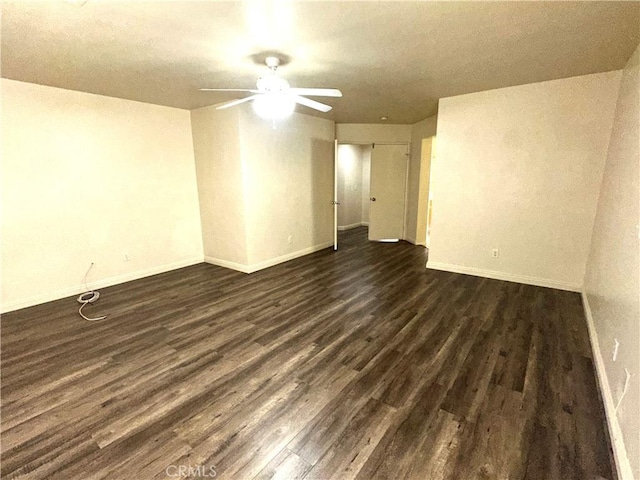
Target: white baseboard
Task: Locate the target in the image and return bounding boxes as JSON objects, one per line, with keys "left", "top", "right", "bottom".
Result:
{"left": 581, "top": 290, "right": 634, "bottom": 480}
{"left": 1, "top": 256, "right": 204, "bottom": 314}
{"left": 205, "top": 241, "right": 334, "bottom": 274}
{"left": 337, "top": 223, "right": 366, "bottom": 231}
{"left": 404, "top": 236, "right": 427, "bottom": 247}
{"left": 203, "top": 256, "right": 253, "bottom": 274}
{"left": 425, "top": 261, "right": 581, "bottom": 292}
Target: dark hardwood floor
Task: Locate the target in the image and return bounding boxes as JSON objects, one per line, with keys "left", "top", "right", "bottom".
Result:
{"left": 1, "top": 227, "right": 615, "bottom": 479}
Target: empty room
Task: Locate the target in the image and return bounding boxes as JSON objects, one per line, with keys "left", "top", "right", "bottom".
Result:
{"left": 1, "top": 1, "right": 639, "bottom": 479}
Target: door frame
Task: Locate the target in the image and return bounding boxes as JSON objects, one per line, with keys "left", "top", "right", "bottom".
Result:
{"left": 336, "top": 141, "right": 411, "bottom": 241}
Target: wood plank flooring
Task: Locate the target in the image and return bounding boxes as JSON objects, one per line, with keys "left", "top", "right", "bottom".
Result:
{"left": 1, "top": 227, "right": 615, "bottom": 479}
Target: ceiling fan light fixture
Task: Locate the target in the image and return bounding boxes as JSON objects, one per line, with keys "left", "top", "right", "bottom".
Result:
{"left": 203, "top": 55, "right": 339, "bottom": 119}
{"left": 252, "top": 93, "right": 296, "bottom": 120}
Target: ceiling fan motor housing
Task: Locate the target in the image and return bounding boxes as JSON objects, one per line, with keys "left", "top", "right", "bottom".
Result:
{"left": 265, "top": 56, "right": 281, "bottom": 69}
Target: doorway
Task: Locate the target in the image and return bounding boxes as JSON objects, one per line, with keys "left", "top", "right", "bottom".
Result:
{"left": 335, "top": 142, "right": 409, "bottom": 246}
{"left": 336, "top": 144, "right": 371, "bottom": 235}
{"left": 416, "top": 136, "right": 435, "bottom": 248}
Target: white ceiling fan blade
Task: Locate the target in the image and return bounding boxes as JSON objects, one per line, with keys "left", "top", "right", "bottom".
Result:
{"left": 289, "top": 88, "right": 342, "bottom": 97}
{"left": 215, "top": 95, "right": 260, "bottom": 110}
{"left": 200, "top": 88, "right": 260, "bottom": 93}
{"left": 293, "top": 96, "right": 332, "bottom": 113}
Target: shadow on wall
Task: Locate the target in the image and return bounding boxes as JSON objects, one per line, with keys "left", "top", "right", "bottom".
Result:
{"left": 310, "top": 138, "right": 335, "bottom": 247}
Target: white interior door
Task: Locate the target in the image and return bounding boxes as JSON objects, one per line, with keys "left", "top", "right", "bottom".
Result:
{"left": 368, "top": 143, "right": 408, "bottom": 241}
{"left": 333, "top": 139, "right": 338, "bottom": 250}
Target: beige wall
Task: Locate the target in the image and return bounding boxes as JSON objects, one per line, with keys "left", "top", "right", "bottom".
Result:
{"left": 239, "top": 109, "right": 335, "bottom": 266}
{"left": 190, "top": 106, "right": 248, "bottom": 265}
{"left": 1, "top": 79, "right": 203, "bottom": 312}
{"left": 337, "top": 144, "right": 364, "bottom": 228}
{"left": 336, "top": 123, "right": 411, "bottom": 144}
{"left": 191, "top": 104, "right": 335, "bottom": 272}
{"left": 406, "top": 116, "right": 437, "bottom": 244}
{"left": 428, "top": 71, "right": 621, "bottom": 290}
{"left": 584, "top": 44, "right": 639, "bottom": 479}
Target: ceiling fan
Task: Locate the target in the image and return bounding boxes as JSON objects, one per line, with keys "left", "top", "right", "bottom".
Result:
{"left": 199, "top": 56, "right": 342, "bottom": 119}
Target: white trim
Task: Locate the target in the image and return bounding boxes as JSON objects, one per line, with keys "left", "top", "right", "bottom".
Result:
{"left": 205, "top": 241, "right": 334, "bottom": 274}
{"left": 337, "top": 141, "right": 410, "bottom": 146}
{"left": 203, "top": 256, "right": 253, "bottom": 274}
{"left": 402, "top": 143, "right": 410, "bottom": 241}
{"left": 581, "top": 290, "right": 634, "bottom": 480}
{"left": 361, "top": 222, "right": 369, "bottom": 226}
{"left": 0, "top": 256, "right": 204, "bottom": 314}
{"left": 337, "top": 222, "right": 366, "bottom": 231}
{"left": 425, "top": 261, "right": 581, "bottom": 292}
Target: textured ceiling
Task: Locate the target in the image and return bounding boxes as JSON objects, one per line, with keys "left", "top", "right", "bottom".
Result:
{"left": 2, "top": 1, "right": 639, "bottom": 124}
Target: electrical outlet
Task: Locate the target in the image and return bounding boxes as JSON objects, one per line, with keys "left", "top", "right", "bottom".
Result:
{"left": 613, "top": 338, "right": 620, "bottom": 361}
{"left": 491, "top": 248, "right": 499, "bottom": 258}
{"left": 124, "top": 253, "right": 130, "bottom": 262}
{"left": 287, "top": 235, "right": 293, "bottom": 244}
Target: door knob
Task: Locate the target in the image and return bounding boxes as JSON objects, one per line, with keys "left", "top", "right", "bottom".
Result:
{"left": 370, "top": 197, "right": 376, "bottom": 202}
